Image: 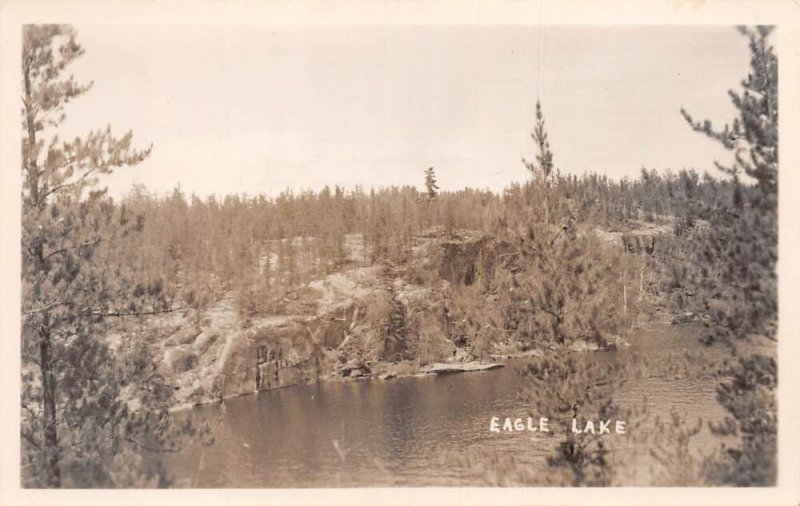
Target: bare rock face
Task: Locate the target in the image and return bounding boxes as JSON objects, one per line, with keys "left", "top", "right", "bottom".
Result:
{"left": 439, "top": 235, "right": 486, "bottom": 286}
{"left": 420, "top": 229, "right": 509, "bottom": 290}
{"left": 164, "top": 345, "right": 197, "bottom": 373}
{"left": 214, "top": 329, "right": 256, "bottom": 398}
{"left": 313, "top": 313, "right": 351, "bottom": 349}
{"left": 193, "top": 330, "right": 220, "bottom": 353}
{"left": 212, "top": 315, "right": 326, "bottom": 397}
{"left": 594, "top": 220, "right": 673, "bottom": 254}
{"left": 154, "top": 231, "right": 505, "bottom": 406}
{"left": 248, "top": 317, "right": 313, "bottom": 364}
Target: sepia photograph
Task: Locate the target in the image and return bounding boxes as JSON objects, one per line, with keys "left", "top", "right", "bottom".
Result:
{"left": 1, "top": 1, "right": 799, "bottom": 504}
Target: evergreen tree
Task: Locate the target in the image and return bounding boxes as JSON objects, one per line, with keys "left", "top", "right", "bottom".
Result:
{"left": 676, "top": 26, "right": 777, "bottom": 485}
{"left": 21, "top": 24, "right": 193, "bottom": 487}
{"left": 523, "top": 99, "right": 555, "bottom": 183}
{"left": 523, "top": 99, "right": 556, "bottom": 225}
{"left": 681, "top": 26, "right": 777, "bottom": 197}
{"left": 450, "top": 100, "right": 640, "bottom": 485}
{"left": 424, "top": 166, "right": 439, "bottom": 199}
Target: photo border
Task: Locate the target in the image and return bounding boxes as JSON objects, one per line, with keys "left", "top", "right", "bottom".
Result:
{"left": 2, "top": 1, "right": 798, "bottom": 504}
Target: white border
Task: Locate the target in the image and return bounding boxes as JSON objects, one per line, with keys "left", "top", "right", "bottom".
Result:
{"left": 1, "top": 1, "right": 798, "bottom": 505}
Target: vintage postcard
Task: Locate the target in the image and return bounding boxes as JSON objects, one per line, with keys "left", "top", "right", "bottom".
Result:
{"left": 1, "top": 1, "right": 799, "bottom": 505}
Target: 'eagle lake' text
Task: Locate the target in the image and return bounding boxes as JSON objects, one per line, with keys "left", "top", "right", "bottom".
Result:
{"left": 489, "top": 417, "right": 627, "bottom": 435}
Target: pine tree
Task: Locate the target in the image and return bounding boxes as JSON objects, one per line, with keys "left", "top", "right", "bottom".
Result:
{"left": 523, "top": 99, "right": 556, "bottom": 225}
{"left": 677, "top": 26, "right": 777, "bottom": 485}
{"left": 524, "top": 100, "right": 555, "bottom": 182}
{"left": 424, "top": 166, "right": 439, "bottom": 199}
{"left": 453, "top": 100, "right": 640, "bottom": 485}
{"left": 21, "top": 25, "right": 193, "bottom": 487}
{"left": 681, "top": 26, "right": 777, "bottom": 198}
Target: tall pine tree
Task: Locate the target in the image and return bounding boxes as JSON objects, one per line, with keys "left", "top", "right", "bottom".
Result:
{"left": 424, "top": 166, "right": 439, "bottom": 199}
{"left": 21, "top": 24, "right": 194, "bottom": 487}
{"left": 677, "top": 26, "right": 777, "bottom": 485}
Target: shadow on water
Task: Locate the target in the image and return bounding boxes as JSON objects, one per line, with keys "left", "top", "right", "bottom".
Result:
{"left": 167, "top": 323, "right": 741, "bottom": 487}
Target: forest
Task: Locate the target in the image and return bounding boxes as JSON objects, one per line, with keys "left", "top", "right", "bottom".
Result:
{"left": 20, "top": 24, "right": 777, "bottom": 488}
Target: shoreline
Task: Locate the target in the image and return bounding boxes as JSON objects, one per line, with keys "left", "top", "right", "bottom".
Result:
{"left": 168, "top": 337, "right": 626, "bottom": 413}
{"left": 170, "top": 357, "right": 511, "bottom": 413}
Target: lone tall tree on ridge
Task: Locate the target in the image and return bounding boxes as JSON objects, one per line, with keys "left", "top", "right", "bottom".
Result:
{"left": 523, "top": 99, "right": 557, "bottom": 226}
{"left": 424, "top": 166, "right": 439, "bottom": 199}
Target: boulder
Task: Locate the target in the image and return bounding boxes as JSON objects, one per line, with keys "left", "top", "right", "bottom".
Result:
{"left": 569, "top": 340, "right": 601, "bottom": 352}
{"left": 164, "top": 346, "right": 197, "bottom": 373}
{"left": 341, "top": 361, "right": 371, "bottom": 377}
{"left": 421, "top": 362, "right": 503, "bottom": 374}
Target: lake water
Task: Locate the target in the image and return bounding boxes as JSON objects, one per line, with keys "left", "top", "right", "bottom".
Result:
{"left": 166, "top": 324, "right": 740, "bottom": 487}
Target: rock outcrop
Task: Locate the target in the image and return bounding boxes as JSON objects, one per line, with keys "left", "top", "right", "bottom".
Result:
{"left": 421, "top": 362, "right": 503, "bottom": 374}
{"left": 147, "top": 229, "right": 527, "bottom": 408}
{"left": 163, "top": 346, "right": 197, "bottom": 373}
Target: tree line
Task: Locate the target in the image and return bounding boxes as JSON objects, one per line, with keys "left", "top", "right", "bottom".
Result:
{"left": 111, "top": 164, "right": 720, "bottom": 313}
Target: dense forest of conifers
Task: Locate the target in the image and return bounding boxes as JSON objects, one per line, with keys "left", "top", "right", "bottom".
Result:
{"left": 21, "top": 24, "right": 777, "bottom": 488}
{"left": 112, "top": 167, "right": 721, "bottom": 315}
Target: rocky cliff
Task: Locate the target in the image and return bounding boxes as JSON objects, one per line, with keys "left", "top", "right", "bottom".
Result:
{"left": 145, "top": 230, "right": 504, "bottom": 408}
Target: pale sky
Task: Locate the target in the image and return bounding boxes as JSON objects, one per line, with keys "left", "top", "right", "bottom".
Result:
{"left": 59, "top": 24, "right": 749, "bottom": 198}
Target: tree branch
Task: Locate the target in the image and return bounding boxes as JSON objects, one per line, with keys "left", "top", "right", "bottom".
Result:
{"left": 23, "top": 299, "right": 67, "bottom": 315}
{"left": 38, "top": 165, "right": 100, "bottom": 204}
{"left": 43, "top": 237, "right": 101, "bottom": 262}
{"left": 91, "top": 306, "right": 187, "bottom": 318}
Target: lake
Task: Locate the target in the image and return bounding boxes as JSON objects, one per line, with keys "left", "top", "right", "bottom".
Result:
{"left": 166, "top": 324, "right": 738, "bottom": 487}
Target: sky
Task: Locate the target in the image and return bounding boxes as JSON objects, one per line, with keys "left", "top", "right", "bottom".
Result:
{"left": 59, "top": 24, "right": 750, "bottom": 199}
